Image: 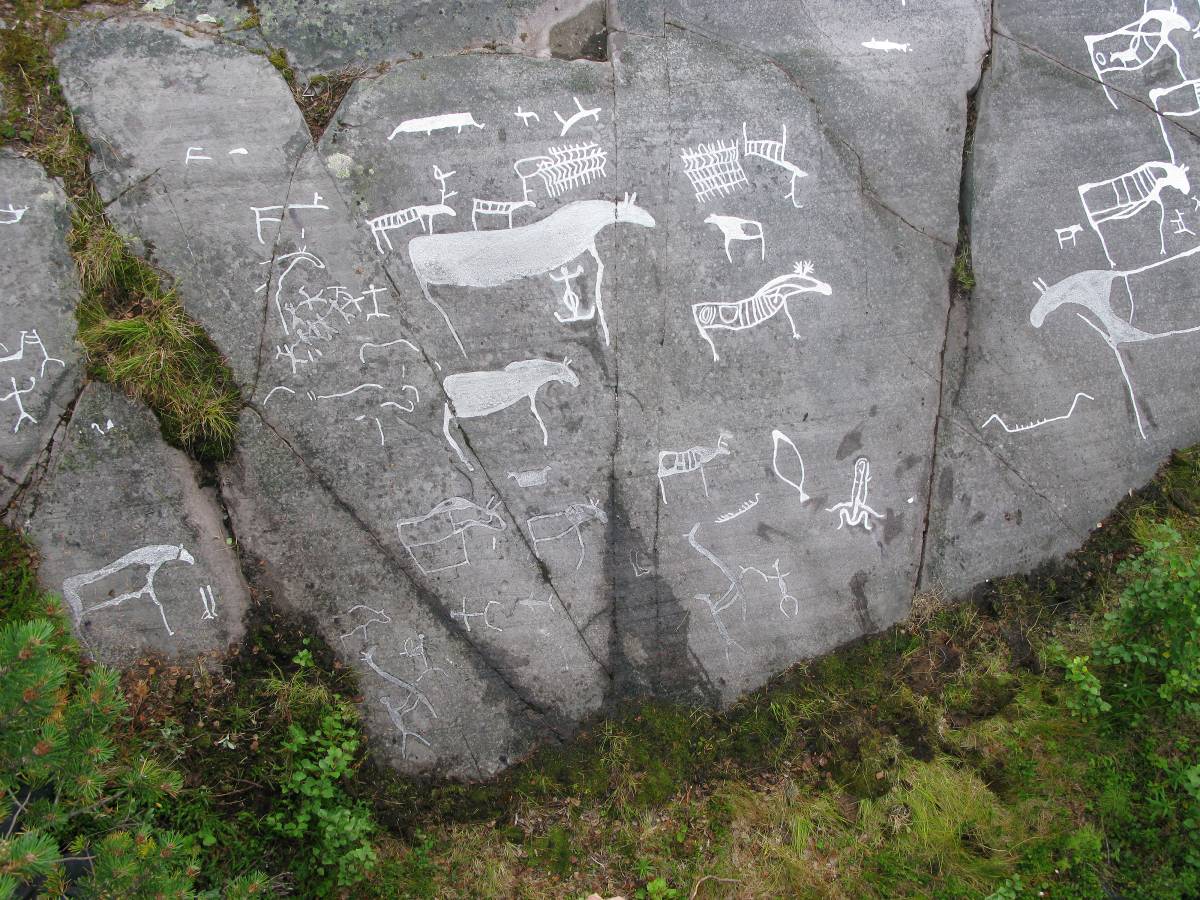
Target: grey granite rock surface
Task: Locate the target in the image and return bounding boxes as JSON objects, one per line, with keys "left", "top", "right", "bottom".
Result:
{"left": 923, "top": 1, "right": 1200, "bottom": 592}
{"left": 14, "top": 383, "right": 248, "bottom": 666}
{"left": 43, "top": 0, "right": 1200, "bottom": 777}
{"left": 0, "top": 153, "right": 82, "bottom": 505}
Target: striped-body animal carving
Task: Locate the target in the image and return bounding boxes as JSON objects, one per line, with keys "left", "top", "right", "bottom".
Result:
{"left": 658, "top": 432, "right": 732, "bottom": 503}
{"left": 692, "top": 262, "right": 833, "bottom": 361}
{"left": 408, "top": 194, "right": 656, "bottom": 356}
{"left": 442, "top": 358, "right": 579, "bottom": 471}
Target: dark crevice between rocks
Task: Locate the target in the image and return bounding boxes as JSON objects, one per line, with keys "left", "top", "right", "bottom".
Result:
{"left": 3, "top": 377, "right": 89, "bottom": 526}
{"left": 244, "top": 405, "right": 572, "bottom": 741}
{"left": 914, "top": 31, "right": 993, "bottom": 592}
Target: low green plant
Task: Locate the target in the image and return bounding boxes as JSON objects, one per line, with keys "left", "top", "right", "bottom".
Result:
{"left": 1088, "top": 524, "right": 1200, "bottom": 719}
{"left": 264, "top": 707, "right": 377, "bottom": 891}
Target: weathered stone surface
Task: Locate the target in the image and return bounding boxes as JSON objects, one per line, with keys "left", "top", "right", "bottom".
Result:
{"left": 13, "top": 383, "right": 248, "bottom": 666}
{"left": 255, "top": 0, "right": 606, "bottom": 79}
{"left": 923, "top": 2, "right": 1200, "bottom": 592}
{"left": 0, "top": 152, "right": 82, "bottom": 505}
{"left": 51, "top": 5, "right": 982, "bottom": 773}
{"left": 55, "top": 2, "right": 1200, "bottom": 779}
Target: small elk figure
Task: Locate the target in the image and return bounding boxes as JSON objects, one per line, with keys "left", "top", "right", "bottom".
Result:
{"left": 527, "top": 499, "right": 608, "bottom": 571}
{"left": 396, "top": 496, "right": 506, "bottom": 574}
{"left": 658, "top": 432, "right": 732, "bottom": 503}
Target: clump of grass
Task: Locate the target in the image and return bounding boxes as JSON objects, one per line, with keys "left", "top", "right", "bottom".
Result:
{"left": 952, "top": 242, "right": 975, "bottom": 293}
{"left": 71, "top": 202, "right": 241, "bottom": 459}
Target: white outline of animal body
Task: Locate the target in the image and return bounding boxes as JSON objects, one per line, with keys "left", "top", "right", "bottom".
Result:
{"left": 514, "top": 106, "right": 540, "bottom": 126}
{"left": 740, "top": 559, "right": 799, "bottom": 618}
{"left": 1086, "top": 10, "right": 1191, "bottom": 110}
{"left": 0, "top": 204, "right": 28, "bottom": 225}
{"left": 554, "top": 96, "right": 602, "bottom": 135}
{"left": 684, "top": 524, "right": 746, "bottom": 661}
{"left": 982, "top": 392, "right": 1096, "bottom": 434}
{"left": 507, "top": 465, "right": 552, "bottom": 487}
{"left": 61, "top": 544, "right": 195, "bottom": 637}
{"left": 826, "top": 458, "right": 883, "bottom": 531}
{"left": 1057, "top": 224, "right": 1083, "bottom": 248}
{"left": 441, "top": 358, "right": 579, "bottom": 471}
{"left": 681, "top": 139, "right": 747, "bottom": 204}
{"left": 396, "top": 496, "right": 506, "bottom": 574}
{"left": 692, "top": 261, "right": 833, "bottom": 362}
{"left": 527, "top": 499, "right": 608, "bottom": 571}
{"left": 361, "top": 646, "right": 440, "bottom": 760}
{"left": 704, "top": 214, "right": 764, "bottom": 263}
{"left": 771, "top": 429, "right": 810, "bottom": 503}
{"left": 1029, "top": 246, "right": 1200, "bottom": 439}
{"left": 367, "top": 204, "right": 457, "bottom": 252}
{"left": 408, "top": 194, "right": 656, "bottom": 357}
{"left": 658, "top": 432, "right": 732, "bottom": 503}
{"left": 742, "top": 123, "right": 809, "bottom": 207}
{"left": 1078, "top": 161, "right": 1191, "bottom": 266}
{"left": 1150, "top": 79, "right": 1200, "bottom": 164}
{"left": 387, "top": 112, "right": 484, "bottom": 138}
{"left": 861, "top": 39, "right": 912, "bottom": 53}
{"left": 513, "top": 142, "right": 609, "bottom": 202}
{"left": 470, "top": 198, "right": 534, "bottom": 230}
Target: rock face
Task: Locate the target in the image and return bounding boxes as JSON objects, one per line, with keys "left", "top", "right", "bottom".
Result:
{"left": 15, "top": 383, "right": 249, "bottom": 666}
{"left": 924, "top": 1, "right": 1200, "bottom": 590}
{"left": 39, "top": 1, "right": 1200, "bottom": 777}
{"left": 0, "top": 153, "right": 81, "bottom": 504}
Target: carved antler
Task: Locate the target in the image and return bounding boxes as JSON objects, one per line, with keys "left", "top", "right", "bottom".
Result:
{"left": 793, "top": 261, "right": 815, "bottom": 277}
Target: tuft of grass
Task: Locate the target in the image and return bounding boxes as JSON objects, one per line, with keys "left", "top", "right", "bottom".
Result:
{"left": 953, "top": 242, "right": 975, "bottom": 293}
{"left": 71, "top": 203, "right": 241, "bottom": 459}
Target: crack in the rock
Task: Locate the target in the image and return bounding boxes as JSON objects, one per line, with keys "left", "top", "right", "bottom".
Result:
{"left": 251, "top": 147, "right": 307, "bottom": 401}
{"left": 661, "top": 18, "right": 955, "bottom": 249}
{"left": 995, "top": 28, "right": 1200, "bottom": 149}
{"left": 245, "top": 405, "right": 570, "bottom": 737}
{"left": 914, "top": 10, "right": 993, "bottom": 593}
{"left": 102, "top": 166, "right": 162, "bottom": 209}
{"left": 4, "top": 378, "right": 89, "bottom": 524}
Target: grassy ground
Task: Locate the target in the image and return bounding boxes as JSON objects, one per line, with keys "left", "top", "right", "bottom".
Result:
{"left": 2, "top": 447, "right": 1197, "bottom": 897}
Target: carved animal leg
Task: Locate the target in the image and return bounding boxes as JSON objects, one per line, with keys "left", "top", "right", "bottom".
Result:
{"left": 419, "top": 279, "right": 468, "bottom": 358}
{"left": 588, "top": 244, "right": 610, "bottom": 345}
{"left": 756, "top": 231, "right": 765, "bottom": 260}
{"left": 783, "top": 301, "right": 801, "bottom": 339}
{"left": 442, "top": 404, "right": 474, "bottom": 470}
{"left": 529, "top": 396, "right": 550, "bottom": 445}
{"left": 1076, "top": 314, "right": 1147, "bottom": 440}
{"left": 700, "top": 466, "right": 709, "bottom": 498}
{"left": 1158, "top": 200, "right": 1168, "bottom": 255}
{"left": 574, "top": 527, "right": 586, "bottom": 571}
{"left": 723, "top": 236, "right": 733, "bottom": 264}
{"left": 381, "top": 229, "right": 395, "bottom": 253}
{"left": 699, "top": 327, "right": 720, "bottom": 362}
{"left": 659, "top": 475, "right": 668, "bottom": 504}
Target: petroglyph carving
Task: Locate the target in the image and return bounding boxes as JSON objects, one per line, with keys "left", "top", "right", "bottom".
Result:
{"left": 528, "top": 499, "right": 608, "bottom": 571}
{"left": 681, "top": 139, "right": 747, "bottom": 204}
{"left": 826, "top": 458, "right": 883, "bottom": 531}
{"left": 658, "top": 432, "right": 731, "bottom": 503}
{"left": 62, "top": 544, "right": 196, "bottom": 636}
{"left": 388, "top": 112, "right": 484, "bottom": 138}
{"left": 409, "top": 195, "right": 654, "bottom": 355}
{"left": 397, "top": 496, "right": 506, "bottom": 574}
{"left": 692, "top": 262, "right": 833, "bottom": 362}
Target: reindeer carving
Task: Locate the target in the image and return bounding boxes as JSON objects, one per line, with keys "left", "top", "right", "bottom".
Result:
{"left": 658, "top": 432, "right": 732, "bottom": 503}
{"left": 442, "top": 358, "right": 579, "bottom": 471}
{"left": 396, "top": 496, "right": 506, "bottom": 574}
{"left": 408, "top": 194, "right": 656, "bottom": 356}
{"left": 527, "top": 499, "right": 608, "bottom": 571}
{"left": 692, "top": 262, "right": 833, "bottom": 361}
